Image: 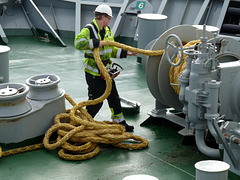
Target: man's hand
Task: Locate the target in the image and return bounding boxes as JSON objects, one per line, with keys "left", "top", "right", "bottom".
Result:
{"left": 127, "top": 51, "right": 137, "bottom": 56}
{"left": 99, "top": 41, "right": 105, "bottom": 48}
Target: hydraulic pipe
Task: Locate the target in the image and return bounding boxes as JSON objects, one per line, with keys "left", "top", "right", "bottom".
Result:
{"left": 207, "top": 120, "right": 218, "bottom": 141}
{"left": 195, "top": 129, "right": 221, "bottom": 158}
{"left": 205, "top": 80, "right": 221, "bottom": 141}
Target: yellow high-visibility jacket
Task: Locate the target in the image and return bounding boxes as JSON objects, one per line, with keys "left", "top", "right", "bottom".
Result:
{"left": 74, "top": 18, "right": 127, "bottom": 76}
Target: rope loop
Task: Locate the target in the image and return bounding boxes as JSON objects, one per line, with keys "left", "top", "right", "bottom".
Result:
{"left": 1, "top": 40, "right": 178, "bottom": 160}
{"left": 42, "top": 42, "right": 161, "bottom": 160}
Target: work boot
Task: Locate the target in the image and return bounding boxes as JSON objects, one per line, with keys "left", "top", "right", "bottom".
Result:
{"left": 119, "top": 120, "right": 134, "bottom": 132}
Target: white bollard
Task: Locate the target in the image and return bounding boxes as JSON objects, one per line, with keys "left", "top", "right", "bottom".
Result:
{"left": 195, "top": 160, "right": 230, "bottom": 180}
{"left": 123, "top": 174, "right": 159, "bottom": 180}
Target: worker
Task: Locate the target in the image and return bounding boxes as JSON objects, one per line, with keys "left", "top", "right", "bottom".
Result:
{"left": 74, "top": 4, "right": 136, "bottom": 132}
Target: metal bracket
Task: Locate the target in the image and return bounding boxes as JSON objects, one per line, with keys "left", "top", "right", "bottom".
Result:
{"left": 212, "top": 119, "right": 239, "bottom": 169}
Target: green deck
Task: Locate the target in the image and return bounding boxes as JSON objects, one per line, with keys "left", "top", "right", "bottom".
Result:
{"left": 0, "top": 36, "right": 233, "bottom": 180}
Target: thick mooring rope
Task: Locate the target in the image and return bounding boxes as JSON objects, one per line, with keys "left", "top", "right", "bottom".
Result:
{"left": 0, "top": 41, "right": 165, "bottom": 160}
{"left": 0, "top": 40, "right": 197, "bottom": 160}
{"left": 0, "top": 144, "right": 44, "bottom": 158}
{"left": 42, "top": 40, "right": 167, "bottom": 161}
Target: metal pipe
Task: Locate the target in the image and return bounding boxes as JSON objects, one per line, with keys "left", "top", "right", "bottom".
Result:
{"left": 207, "top": 119, "right": 218, "bottom": 141}
{"left": 204, "top": 80, "right": 221, "bottom": 141}
{"left": 195, "top": 129, "right": 221, "bottom": 158}
{"left": 224, "top": 133, "right": 240, "bottom": 145}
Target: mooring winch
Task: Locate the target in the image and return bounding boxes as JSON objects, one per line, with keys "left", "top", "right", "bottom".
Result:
{"left": 0, "top": 74, "right": 65, "bottom": 144}
{"left": 144, "top": 24, "right": 240, "bottom": 176}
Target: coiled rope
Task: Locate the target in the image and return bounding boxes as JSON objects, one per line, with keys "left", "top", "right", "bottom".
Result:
{"left": 42, "top": 40, "right": 167, "bottom": 161}
{"left": 0, "top": 40, "right": 165, "bottom": 160}
{"left": 0, "top": 40, "right": 198, "bottom": 160}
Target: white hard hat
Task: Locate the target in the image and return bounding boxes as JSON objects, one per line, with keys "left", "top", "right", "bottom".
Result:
{"left": 95, "top": 4, "right": 113, "bottom": 17}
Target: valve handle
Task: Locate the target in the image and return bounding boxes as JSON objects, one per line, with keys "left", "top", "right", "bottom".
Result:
{"left": 165, "top": 34, "right": 184, "bottom": 66}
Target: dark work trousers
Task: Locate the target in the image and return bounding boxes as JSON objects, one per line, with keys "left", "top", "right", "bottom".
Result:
{"left": 85, "top": 72, "right": 122, "bottom": 118}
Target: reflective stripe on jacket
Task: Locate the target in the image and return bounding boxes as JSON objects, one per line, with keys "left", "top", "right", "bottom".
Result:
{"left": 74, "top": 18, "right": 127, "bottom": 76}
